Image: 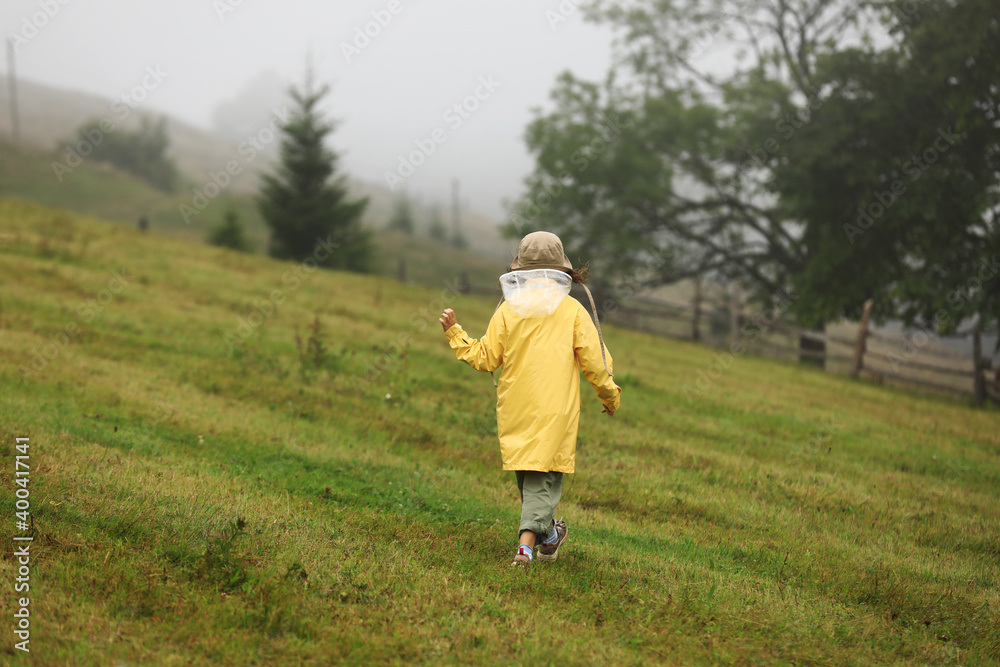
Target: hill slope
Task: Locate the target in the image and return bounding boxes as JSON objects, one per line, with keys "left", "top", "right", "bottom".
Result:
{"left": 0, "top": 139, "right": 507, "bottom": 287}
{"left": 0, "top": 198, "right": 997, "bottom": 664}
{"left": 0, "top": 77, "right": 512, "bottom": 259}
{"left": 0, "top": 77, "right": 261, "bottom": 192}
{"left": 0, "top": 137, "right": 267, "bottom": 248}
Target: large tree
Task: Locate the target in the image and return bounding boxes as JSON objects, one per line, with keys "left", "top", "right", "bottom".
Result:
{"left": 259, "top": 72, "right": 371, "bottom": 271}
{"left": 772, "top": 0, "right": 1000, "bottom": 331}
{"left": 509, "top": 0, "right": 1000, "bottom": 332}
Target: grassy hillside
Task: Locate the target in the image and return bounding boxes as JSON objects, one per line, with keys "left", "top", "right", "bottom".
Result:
{"left": 0, "top": 78, "right": 512, "bottom": 260}
{"left": 0, "top": 198, "right": 998, "bottom": 665}
{"left": 0, "top": 139, "right": 507, "bottom": 288}
{"left": 0, "top": 138, "right": 268, "bottom": 249}
{"left": 373, "top": 230, "right": 505, "bottom": 291}
{"left": 0, "top": 78, "right": 262, "bottom": 193}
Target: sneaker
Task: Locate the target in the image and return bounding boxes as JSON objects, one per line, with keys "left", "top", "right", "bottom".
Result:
{"left": 511, "top": 545, "right": 532, "bottom": 567}
{"left": 536, "top": 519, "right": 567, "bottom": 563}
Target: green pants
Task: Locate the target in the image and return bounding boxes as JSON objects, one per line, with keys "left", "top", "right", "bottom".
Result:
{"left": 515, "top": 470, "right": 564, "bottom": 538}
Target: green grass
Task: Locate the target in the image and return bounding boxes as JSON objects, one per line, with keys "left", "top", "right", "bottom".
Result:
{"left": 0, "top": 197, "right": 998, "bottom": 665}
{"left": 0, "top": 139, "right": 507, "bottom": 290}
{"left": 0, "top": 137, "right": 268, "bottom": 249}
{"left": 373, "top": 230, "right": 506, "bottom": 292}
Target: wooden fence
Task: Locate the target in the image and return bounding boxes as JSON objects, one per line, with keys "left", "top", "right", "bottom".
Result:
{"left": 455, "top": 274, "right": 999, "bottom": 406}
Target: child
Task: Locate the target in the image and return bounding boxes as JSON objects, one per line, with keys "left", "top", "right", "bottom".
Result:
{"left": 439, "top": 231, "right": 621, "bottom": 567}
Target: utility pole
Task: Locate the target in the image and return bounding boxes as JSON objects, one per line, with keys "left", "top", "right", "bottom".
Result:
{"left": 6, "top": 37, "right": 20, "bottom": 144}
{"left": 451, "top": 178, "right": 460, "bottom": 240}
{"left": 450, "top": 178, "right": 466, "bottom": 248}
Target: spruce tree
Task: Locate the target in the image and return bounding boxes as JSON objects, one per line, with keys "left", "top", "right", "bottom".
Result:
{"left": 258, "top": 71, "right": 371, "bottom": 271}
{"left": 208, "top": 208, "right": 250, "bottom": 252}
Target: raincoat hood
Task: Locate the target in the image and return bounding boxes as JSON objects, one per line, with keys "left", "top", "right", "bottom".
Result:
{"left": 500, "top": 269, "right": 572, "bottom": 318}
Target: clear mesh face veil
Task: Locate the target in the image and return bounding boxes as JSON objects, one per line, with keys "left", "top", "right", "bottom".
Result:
{"left": 499, "top": 269, "right": 572, "bottom": 318}
{"left": 488, "top": 268, "right": 613, "bottom": 387}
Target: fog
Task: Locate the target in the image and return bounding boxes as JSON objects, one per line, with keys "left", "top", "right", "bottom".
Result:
{"left": 2, "top": 0, "right": 614, "bottom": 220}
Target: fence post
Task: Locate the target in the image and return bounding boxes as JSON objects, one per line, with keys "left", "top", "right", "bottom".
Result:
{"left": 850, "top": 299, "right": 873, "bottom": 379}
{"left": 729, "top": 284, "right": 742, "bottom": 345}
{"left": 691, "top": 272, "right": 702, "bottom": 342}
{"left": 994, "top": 359, "right": 1000, "bottom": 402}
{"left": 973, "top": 318, "right": 986, "bottom": 407}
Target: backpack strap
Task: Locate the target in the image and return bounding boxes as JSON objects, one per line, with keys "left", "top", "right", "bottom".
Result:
{"left": 581, "top": 283, "right": 613, "bottom": 378}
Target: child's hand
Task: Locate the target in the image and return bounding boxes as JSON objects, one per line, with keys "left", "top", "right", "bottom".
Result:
{"left": 439, "top": 308, "right": 457, "bottom": 332}
{"left": 602, "top": 386, "right": 621, "bottom": 416}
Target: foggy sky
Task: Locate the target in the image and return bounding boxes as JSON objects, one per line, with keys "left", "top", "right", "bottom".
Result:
{"left": 2, "top": 0, "right": 614, "bottom": 221}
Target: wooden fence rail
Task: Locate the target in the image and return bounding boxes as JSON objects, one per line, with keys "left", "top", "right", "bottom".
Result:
{"left": 452, "top": 276, "right": 998, "bottom": 406}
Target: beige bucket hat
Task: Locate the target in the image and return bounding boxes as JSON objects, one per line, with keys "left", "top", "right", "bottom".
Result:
{"left": 509, "top": 231, "right": 573, "bottom": 273}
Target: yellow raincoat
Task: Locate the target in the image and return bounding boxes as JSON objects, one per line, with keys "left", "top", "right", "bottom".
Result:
{"left": 445, "top": 273, "right": 620, "bottom": 473}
